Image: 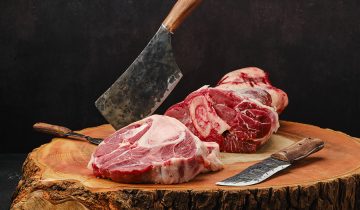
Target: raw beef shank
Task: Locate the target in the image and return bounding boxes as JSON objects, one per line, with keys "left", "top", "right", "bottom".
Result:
{"left": 165, "top": 67, "right": 288, "bottom": 153}
{"left": 216, "top": 67, "right": 288, "bottom": 113}
{"left": 89, "top": 115, "right": 223, "bottom": 184}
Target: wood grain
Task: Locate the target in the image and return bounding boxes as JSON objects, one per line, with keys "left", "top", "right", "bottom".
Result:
{"left": 11, "top": 121, "right": 360, "bottom": 210}
{"left": 162, "top": 0, "right": 202, "bottom": 32}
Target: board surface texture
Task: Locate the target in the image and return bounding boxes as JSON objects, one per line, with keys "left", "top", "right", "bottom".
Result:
{"left": 11, "top": 121, "right": 360, "bottom": 210}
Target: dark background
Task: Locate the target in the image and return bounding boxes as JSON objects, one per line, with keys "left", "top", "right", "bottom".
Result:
{"left": 1, "top": 0, "right": 359, "bottom": 153}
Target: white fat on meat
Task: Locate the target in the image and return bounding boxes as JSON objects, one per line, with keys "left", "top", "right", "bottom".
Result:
{"left": 188, "top": 93, "right": 230, "bottom": 137}
{"left": 88, "top": 115, "right": 223, "bottom": 184}
{"left": 165, "top": 67, "right": 287, "bottom": 153}
{"left": 216, "top": 67, "right": 289, "bottom": 113}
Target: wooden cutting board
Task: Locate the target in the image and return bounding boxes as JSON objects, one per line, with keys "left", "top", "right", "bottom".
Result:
{"left": 11, "top": 121, "right": 360, "bottom": 210}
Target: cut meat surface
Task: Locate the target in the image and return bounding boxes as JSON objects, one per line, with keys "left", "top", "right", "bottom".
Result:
{"left": 217, "top": 67, "right": 288, "bottom": 113}
{"left": 165, "top": 67, "right": 288, "bottom": 153}
{"left": 89, "top": 115, "right": 223, "bottom": 184}
{"left": 166, "top": 87, "right": 279, "bottom": 153}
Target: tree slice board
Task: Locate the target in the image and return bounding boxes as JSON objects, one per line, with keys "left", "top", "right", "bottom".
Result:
{"left": 11, "top": 121, "right": 360, "bottom": 210}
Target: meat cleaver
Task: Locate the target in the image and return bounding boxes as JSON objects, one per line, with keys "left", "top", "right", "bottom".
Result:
{"left": 95, "top": 0, "right": 203, "bottom": 130}
{"left": 216, "top": 137, "right": 324, "bottom": 186}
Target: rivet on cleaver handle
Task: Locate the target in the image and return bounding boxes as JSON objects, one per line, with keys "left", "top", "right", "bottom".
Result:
{"left": 95, "top": 0, "right": 202, "bottom": 130}
{"left": 216, "top": 138, "right": 324, "bottom": 186}
{"left": 33, "top": 122, "right": 103, "bottom": 145}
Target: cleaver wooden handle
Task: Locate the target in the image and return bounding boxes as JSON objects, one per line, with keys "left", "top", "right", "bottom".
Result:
{"left": 33, "top": 122, "right": 72, "bottom": 137}
{"left": 163, "top": 0, "right": 202, "bottom": 33}
{"left": 271, "top": 137, "right": 324, "bottom": 163}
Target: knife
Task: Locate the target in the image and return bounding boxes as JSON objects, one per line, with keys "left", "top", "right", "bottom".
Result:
{"left": 95, "top": 0, "right": 203, "bottom": 130}
{"left": 216, "top": 137, "right": 324, "bottom": 186}
{"left": 33, "top": 122, "right": 102, "bottom": 145}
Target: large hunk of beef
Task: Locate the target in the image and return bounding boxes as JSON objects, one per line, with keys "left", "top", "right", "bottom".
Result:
{"left": 216, "top": 67, "right": 288, "bottom": 113}
{"left": 165, "top": 67, "right": 288, "bottom": 153}
{"left": 89, "top": 115, "right": 223, "bottom": 184}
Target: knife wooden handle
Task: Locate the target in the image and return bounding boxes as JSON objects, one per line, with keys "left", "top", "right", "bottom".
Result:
{"left": 163, "top": 0, "right": 202, "bottom": 33}
{"left": 33, "top": 122, "right": 72, "bottom": 137}
{"left": 271, "top": 137, "right": 324, "bottom": 163}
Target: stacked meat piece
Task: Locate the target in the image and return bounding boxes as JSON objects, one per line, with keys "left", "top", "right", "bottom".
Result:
{"left": 165, "top": 67, "right": 288, "bottom": 153}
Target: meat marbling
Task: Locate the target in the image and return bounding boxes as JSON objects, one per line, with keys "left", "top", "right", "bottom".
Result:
{"left": 216, "top": 67, "right": 288, "bottom": 113}
{"left": 165, "top": 67, "right": 288, "bottom": 153}
{"left": 89, "top": 115, "right": 223, "bottom": 184}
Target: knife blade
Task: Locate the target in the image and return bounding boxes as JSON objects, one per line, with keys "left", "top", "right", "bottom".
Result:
{"left": 95, "top": 0, "right": 203, "bottom": 130}
{"left": 33, "top": 122, "right": 102, "bottom": 145}
{"left": 216, "top": 137, "right": 324, "bottom": 186}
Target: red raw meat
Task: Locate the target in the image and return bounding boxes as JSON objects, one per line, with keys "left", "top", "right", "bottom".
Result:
{"left": 88, "top": 115, "right": 223, "bottom": 184}
{"left": 165, "top": 67, "right": 288, "bottom": 153}
{"left": 217, "top": 67, "right": 288, "bottom": 113}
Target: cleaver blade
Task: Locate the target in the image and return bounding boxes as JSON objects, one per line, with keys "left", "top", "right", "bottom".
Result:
{"left": 217, "top": 137, "right": 324, "bottom": 187}
{"left": 95, "top": 0, "right": 202, "bottom": 130}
